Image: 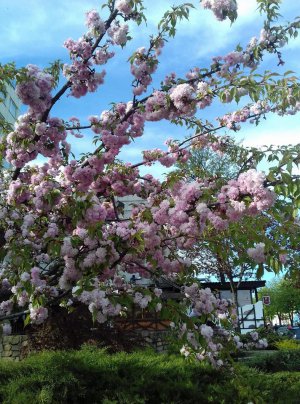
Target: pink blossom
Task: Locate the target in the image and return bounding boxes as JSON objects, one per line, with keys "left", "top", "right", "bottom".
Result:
{"left": 85, "top": 10, "right": 105, "bottom": 35}
{"left": 29, "top": 305, "right": 48, "bottom": 324}
{"left": 200, "top": 324, "right": 214, "bottom": 339}
{"left": 108, "top": 23, "right": 129, "bottom": 45}
{"left": 247, "top": 243, "right": 265, "bottom": 263}
{"left": 116, "top": 0, "right": 132, "bottom": 15}
{"left": 201, "top": 0, "right": 237, "bottom": 21}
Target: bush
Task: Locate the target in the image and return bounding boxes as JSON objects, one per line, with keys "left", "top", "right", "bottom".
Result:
{"left": 275, "top": 340, "right": 300, "bottom": 351}
{"left": 243, "top": 349, "right": 300, "bottom": 372}
{"left": 235, "top": 367, "right": 300, "bottom": 404}
{"left": 0, "top": 347, "right": 238, "bottom": 404}
{"left": 0, "top": 348, "right": 300, "bottom": 403}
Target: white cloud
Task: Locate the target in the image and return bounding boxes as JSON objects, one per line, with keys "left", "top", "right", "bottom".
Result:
{"left": 242, "top": 128, "right": 299, "bottom": 147}
{"left": 240, "top": 113, "right": 300, "bottom": 147}
{"left": 237, "top": 0, "right": 257, "bottom": 18}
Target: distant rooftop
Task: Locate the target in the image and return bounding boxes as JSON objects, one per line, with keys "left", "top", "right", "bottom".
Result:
{"left": 201, "top": 280, "right": 266, "bottom": 290}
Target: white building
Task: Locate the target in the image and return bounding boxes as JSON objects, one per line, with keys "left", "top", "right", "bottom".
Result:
{"left": 0, "top": 80, "right": 21, "bottom": 131}
{"left": 202, "top": 281, "right": 266, "bottom": 333}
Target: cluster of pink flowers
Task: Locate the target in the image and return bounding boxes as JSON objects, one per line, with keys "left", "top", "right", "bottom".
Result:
{"left": 89, "top": 103, "right": 145, "bottom": 158}
{"left": 63, "top": 61, "right": 106, "bottom": 98}
{"left": 169, "top": 84, "right": 197, "bottom": 116}
{"left": 234, "top": 332, "right": 268, "bottom": 350}
{"left": 94, "top": 47, "right": 115, "bottom": 65}
{"left": 259, "top": 28, "right": 286, "bottom": 49}
{"left": 218, "top": 107, "right": 250, "bottom": 130}
{"left": 144, "top": 91, "right": 169, "bottom": 121}
{"left": 76, "top": 286, "right": 122, "bottom": 324}
{"left": 0, "top": 300, "right": 13, "bottom": 316}
{"left": 143, "top": 149, "right": 176, "bottom": 167}
{"left": 143, "top": 78, "right": 214, "bottom": 121}
{"left": 201, "top": 0, "right": 237, "bottom": 22}
{"left": 217, "top": 169, "right": 276, "bottom": 220}
{"left": 85, "top": 9, "right": 106, "bottom": 36}
{"left": 184, "top": 284, "right": 231, "bottom": 316}
{"left": 29, "top": 305, "right": 48, "bottom": 325}
{"left": 172, "top": 283, "right": 237, "bottom": 366}
{"left": 247, "top": 243, "right": 266, "bottom": 264}
{"left": 218, "top": 101, "right": 270, "bottom": 129}
{"left": 62, "top": 9, "right": 116, "bottom": 97}
{"left": 196, "top": 81, "right": 213, "bottom": 109}
{"left": 107, "top": 22, "right": 129, "bottom": 46}
{"left": 16, "top": 64, "right": 53, "bottom": 116}
{"left": 134, "top": 292, "right": 152, "bottom": 309}
{"left": 6, "top": 114, "right": 67, "bottom": 168}
{"left": 64, "top": 37, "right": 93, "bottom": 60}
{"left": 130, "top": 39, "right": 163, "bottom": 95}
{"left": 238, "top": 169, "right": 276, "bottom": 213}
{"left": 116, "top": 0, "right": 132, "bottom": 15}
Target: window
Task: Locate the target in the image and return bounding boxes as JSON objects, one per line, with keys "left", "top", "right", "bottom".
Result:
{"left": 0, "top": 90, "right": 6, "bottom": 104}
{"left": 9, "top": 79, "right": 17, "bottom": 89}
{"left": 9, "top": 98, "right": 17, "bottom": 118}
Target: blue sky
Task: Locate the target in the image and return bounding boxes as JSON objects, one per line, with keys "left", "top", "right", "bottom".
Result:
{"left": 1, "top": 0, "right": 299, "bottom": 282}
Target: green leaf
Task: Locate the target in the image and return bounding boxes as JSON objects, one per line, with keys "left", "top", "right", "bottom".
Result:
{"left": 24, "top": 314, "right": 31, "bottom": 327}
{"left": 256, "top": 264, "right": 264, "bottom": 279}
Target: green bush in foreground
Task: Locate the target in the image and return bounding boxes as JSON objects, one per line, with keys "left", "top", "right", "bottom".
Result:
{"left": 0, "top": 348, "right": 300, "bottom": 403}
{"left": 0, "top": 347, "right": 235, "bottom": 404}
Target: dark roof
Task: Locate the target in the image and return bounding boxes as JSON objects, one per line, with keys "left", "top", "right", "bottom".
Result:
{"left": 200, "top": 280, "right": 266, "bottom": 291}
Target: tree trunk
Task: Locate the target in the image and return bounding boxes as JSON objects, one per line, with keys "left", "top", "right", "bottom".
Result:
{"left": 277, "top": 313, "right": 282, "bottom": 325}
{"left": 228, "top": 277, "right": 240, "bottom": 332}
{"left": 289, "top": 312, "right": 294, "bottom": 326}
{"left": 219, "top": 270, "right": 226, "bottom": 284}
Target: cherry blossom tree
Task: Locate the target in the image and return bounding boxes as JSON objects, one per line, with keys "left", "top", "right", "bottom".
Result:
{"left": 0, "top": 0, "right": 299, "bottom": 366}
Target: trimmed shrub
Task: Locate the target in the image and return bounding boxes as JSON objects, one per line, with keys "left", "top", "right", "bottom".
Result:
{"left": 243, "top": 349, "right": 300, "bottom": 372}
{"left": 235, "top": 367, "right": 300, "bottom": 404}
{"left": 0, "top": 348, "right": 300, "bottom": 403}
{"left": 0, "top": 347, "right": 237, "bottom": 403}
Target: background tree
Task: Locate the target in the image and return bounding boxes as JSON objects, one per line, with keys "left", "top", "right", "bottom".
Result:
{"left": 259, "top": 278, "right": 300, "bottom": 326}
{"left": 175, "top": 141, "right": 300, "bottom": 309}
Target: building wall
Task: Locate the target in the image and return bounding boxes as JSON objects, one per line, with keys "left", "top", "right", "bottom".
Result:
{"left": 238, "top": 301, "right": 264, "bottom": 333}
{"left": 0, "top": 81, "right": 21, "bottom": 128}
{"left": 220, "top": 289, "right": 252, "bottom": 307}
{"left": 117, "top": 195, "right": 147, "bottom": 219}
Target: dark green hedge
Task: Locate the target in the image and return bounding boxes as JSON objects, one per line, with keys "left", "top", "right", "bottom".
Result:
{"left": 0, "top": 348, "right": 236, "bottom": 404}
{"left": 235, "top": 367, "right": 300, "bottom": 404}
{"left": 0, "top": 347, "right": 300, "bottom": 403}
{"left": 242, "top": 349, "right": 300, "bottom": 372}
